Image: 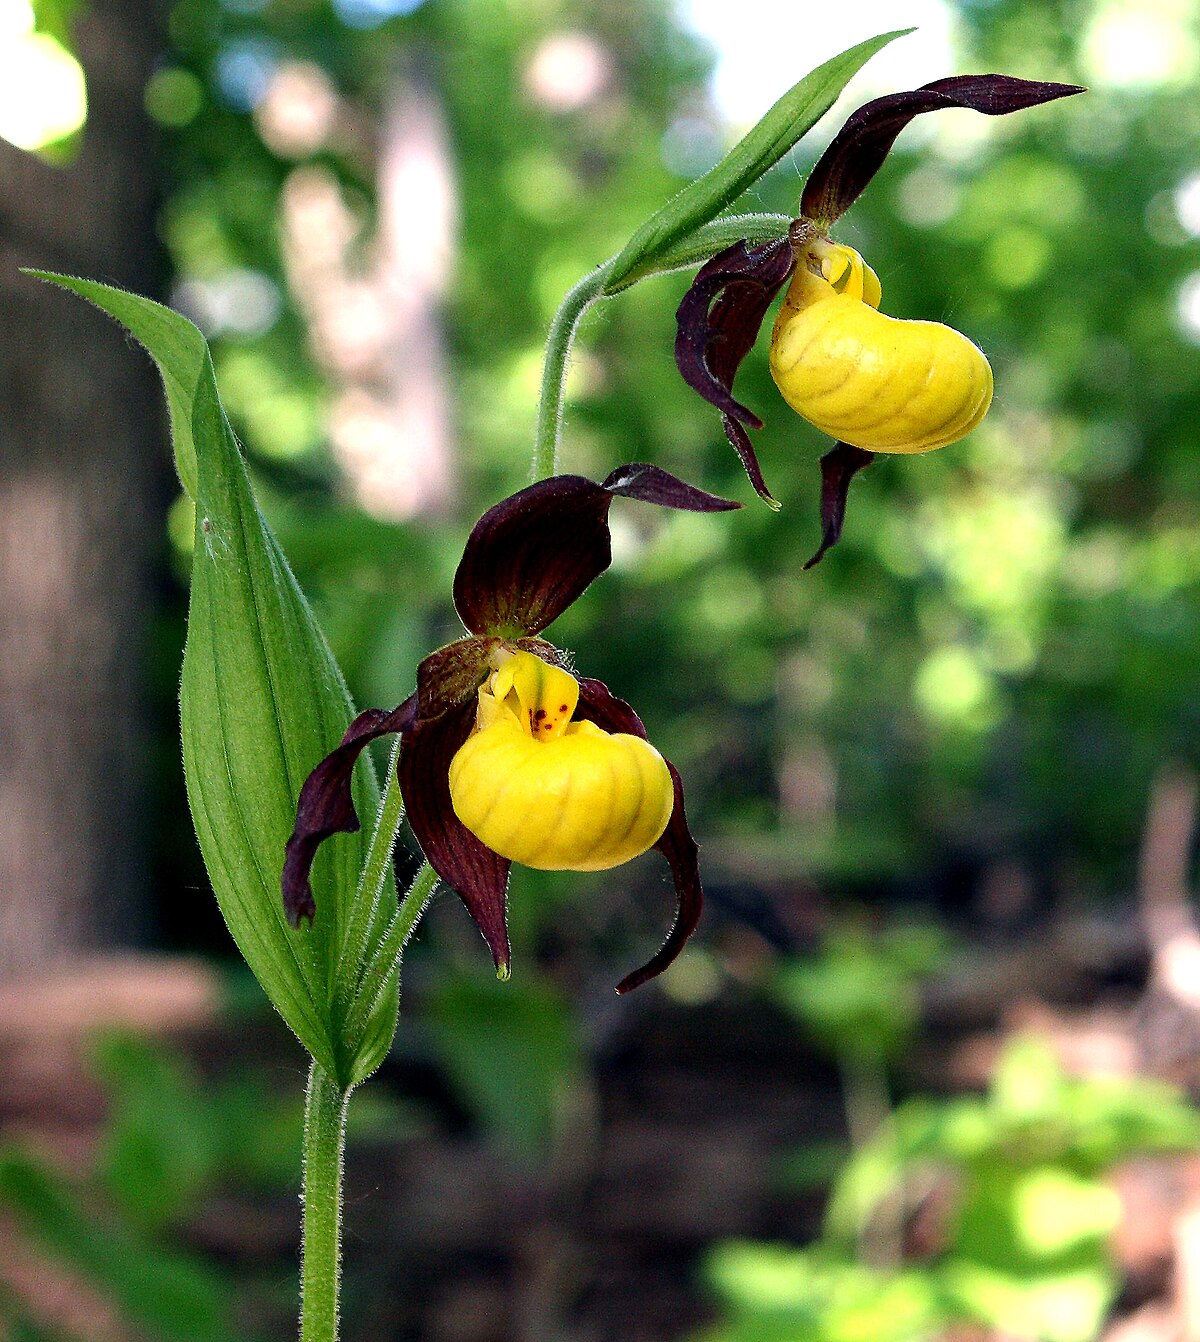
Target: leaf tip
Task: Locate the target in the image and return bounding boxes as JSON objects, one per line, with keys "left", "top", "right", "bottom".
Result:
{"left": 21, "top": 267, "right": 71, "bottom": 287}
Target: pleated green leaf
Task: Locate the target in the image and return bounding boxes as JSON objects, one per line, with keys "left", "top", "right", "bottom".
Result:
{"left": 32, "top": 275, "right": 398, "bottom": 1085}
{"left": 603, "top": 29, "right": 911, "bottom": 290}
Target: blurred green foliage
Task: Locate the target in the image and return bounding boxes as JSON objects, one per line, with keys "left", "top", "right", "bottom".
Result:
{"left": 426, "top": 968, "right": 585, "bottom": 1159}
{"left": 92, "top": 1031, "right": 302, "bottom": 1228}
{"left": 0, "top": 1031, "right": 302, "bottom": 1342}
{"left": 0, "top": 1017, "right": 435, "bottom": 1341}
{"left": 698, "top": 1038, "right": 1200, "bottom": 1342}
{"left": 772, "top": 925, "right": 949, "bottom": 1066}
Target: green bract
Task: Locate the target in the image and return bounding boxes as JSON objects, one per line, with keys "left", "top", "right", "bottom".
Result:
{"left": 602, "top": 28, "right": 912, "bottom": 291}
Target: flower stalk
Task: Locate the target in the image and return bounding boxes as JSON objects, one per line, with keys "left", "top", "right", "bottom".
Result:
{"left": 531, "top": 265, "right": 613, "bottom": 482}
{"left": 300, "top": 1063, "right": 350, "bottom": 1342}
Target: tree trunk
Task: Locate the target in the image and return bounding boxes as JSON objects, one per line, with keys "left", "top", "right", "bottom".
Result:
{"left": 0, "top": 0, "right": 164, "bottom": 973}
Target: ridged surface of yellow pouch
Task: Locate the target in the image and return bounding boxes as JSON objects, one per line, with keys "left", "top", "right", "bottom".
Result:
{"left": 450, "top": 651, "right": 674, "bottom": 871}
{"left": 769, "top": 243, "right": 993, "bottom": 454}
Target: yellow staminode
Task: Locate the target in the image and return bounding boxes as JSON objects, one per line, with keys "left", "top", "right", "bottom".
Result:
{"left": 449, "top": 650, "right": 674, "bottom": 871}
{"left": 769, "top": 242, "right": 993, "bottom": 454}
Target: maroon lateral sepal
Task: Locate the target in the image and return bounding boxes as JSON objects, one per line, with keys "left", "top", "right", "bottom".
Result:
{"left": 674, "top": 238, "right": 795, "bottom": 504}
{"left": 453, "top": 468, "right": 739, "bottom": 640}
{"left": 804, "top": 442, "right": 875, "bottom": 570}
{"left": 282, "top": 699, "right": 416, "bottom": 927}
{"left": 398, "top": 698, "right": 513, "bottom": 975}
{"left": 575, "top": 677, "right": 704, "bottom": 993}
{"left": 801, "top": 74, "right": 1085, "bottom": 226}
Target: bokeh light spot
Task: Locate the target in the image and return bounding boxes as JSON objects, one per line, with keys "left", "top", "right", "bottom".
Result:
{"left": 215, "top": 38, "right": 278, "bottom": 112}
{"left": 1082, "top": 0, "right": 1199, "bottom": 88}
{"left": 1175, "top": 271, "right": 1200, "bottom": 344}
{"left": 985, "top": 227, "right": 1052, "bottom": 290}
{"left": 144, "top": 68, "right": 204, "bottom": 127}
{"left": 173, "top": 268, "right": 282, "bottom": 338}
{"left": 896, "top": 166, "right": 961, "bottom": 228}
{"left": 680, "top": 0, "right": 956, "bottom": 125}
{"left": 333, "top": 0, "right": 427, "bottom": 29}
{"left": 524, "top": 32, "right": 611, "bottom": 112}
{"left": 1174, "top": 172, "right": 1200, "bottom": 237}
{"left": 254, "top": 61, "right": 338, "bottom": 157}
{"left": 0, "top": 0, "right": 86, "bottom": 153}
{"left": 914, "top": 645, "right": 998, "bottom": 730}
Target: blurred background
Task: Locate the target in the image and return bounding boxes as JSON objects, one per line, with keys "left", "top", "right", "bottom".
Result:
{"left": 3, "top": 0, "right": 1200, "bottom": 1338}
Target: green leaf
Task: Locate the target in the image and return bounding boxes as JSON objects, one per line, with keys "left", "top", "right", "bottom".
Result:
{"left": 772, "top": 934, "right": 922, "bottom": 1065}
{"left": 940, "top": 1256, "right": 1115, "bottom": 1342}
{"left": 701, "top": 1244, "right": 943, "bottom": 1342}
{"left": 604, "top": 30, "right": 911, "bottom": 289}
{"left": 32, "top": 274, "right": 398, "bottom": 1085}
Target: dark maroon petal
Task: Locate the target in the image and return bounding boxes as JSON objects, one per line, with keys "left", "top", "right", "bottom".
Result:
{"left": 723, "top": 414, "right": 780, "bottom": 510}
{"left": 803, "top": 442, "right": 875, "bottom": 570}
{"left": 601, "top": 463, "right": 740, "bottom": 513}
{"left": 573, "top": 674, "right": 651, "bottom": 738}
{"left": 453, "top": 475, "right": 614, "bottom": 638}
{"left": 675, "top": 238, "right": 793, "bottom": 425}
{"left": 575, "top": 678, "right": 704, "bottom": 994}
{"left": 618, "top": 766, "right": 702, "bottom": 996}
{"left": 453, "top": 470, "right": 739, "bottom": 639}
{"left": 399, "top": 699, "right": 512, "bottom": 975}
{"left": 674, "top": 237, "right": 795, "bottom": 504}
{"left": 801, "top": 75, "right": 1084, "bottom": 225}
{"left": 283, "top": 699, "right": 416, "bottom": 927}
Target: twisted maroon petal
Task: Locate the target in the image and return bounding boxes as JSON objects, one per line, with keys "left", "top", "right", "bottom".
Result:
{"left": 804, "top": 442, "right": 875, "bottom": 570}
{"left": 618, "top": 764, "right": 701, "bottom": 995}
{"left": 801, "top": 74, "right": 1085, "bottom": 225}
{"left": 674, "top": 237, "right": 795, "bottom": 505}
{"left": 600, "top": 462, "right": 741, "bottom": 514}
{"left": 398, "top": 697, "right": 513, "bottom": 976}
{"left": 575, "top": 676, "right": 704, "bottom": 994}
{"left": 283, "top": 699, "right": 416, "bottom": 927}
{"left": 723, "top": 414, "right": 779, "bottom": 509}
{"left": 453, "top": 469, "right": 738, "bottom": 639}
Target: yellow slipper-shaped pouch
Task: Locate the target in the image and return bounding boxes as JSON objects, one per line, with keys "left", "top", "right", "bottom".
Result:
{"left": 769, "top": 243, "right": 993, "bottom": 454}
{"left": 450, "top": 651, "right": 674, "bottom": 872}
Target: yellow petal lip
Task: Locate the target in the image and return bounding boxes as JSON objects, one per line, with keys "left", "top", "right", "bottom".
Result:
{"left": 450, "top": 719, "right": 674, "bottom": 871}
{"left": 448, "top": 650, "right": 675, "bottom": 872}
{"left": 769, "top": 249, "right": 993, "bottom": 455}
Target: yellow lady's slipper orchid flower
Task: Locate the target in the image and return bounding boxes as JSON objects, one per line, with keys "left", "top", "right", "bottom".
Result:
{"left": 768, "top": 240, "right": 993, "bottom": 455}
{"left": 450, "top": 651, "right": 674, "bottom": 871}
{"left": 673, "top": 73, "right": 1082, "bottom": 563}
{"left": 285, "top": 465, "right": 733, "bottom": 992}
